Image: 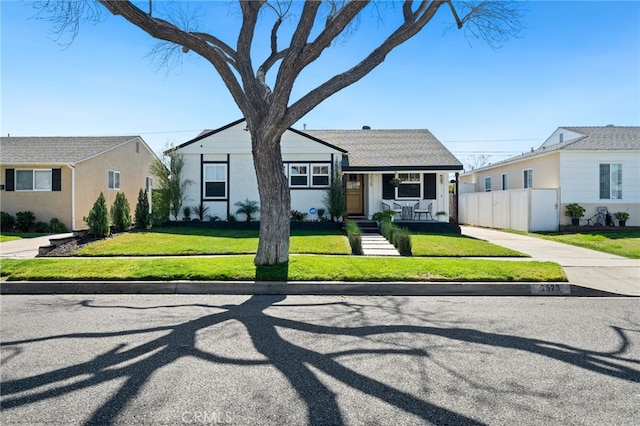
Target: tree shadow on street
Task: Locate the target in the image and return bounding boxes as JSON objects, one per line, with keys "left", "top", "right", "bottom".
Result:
{"left": 1, "top": 296, "right": 639, "bottom": 425}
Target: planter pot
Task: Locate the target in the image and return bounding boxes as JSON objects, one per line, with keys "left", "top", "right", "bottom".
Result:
{"left": 618, "top": 220, "right": 626, "bottom": 227}
{"left": 571, "top": 218, "right": 580, "bottom": 226}
{"left": 437, "top": 215, "right": 447, "bottom": 223}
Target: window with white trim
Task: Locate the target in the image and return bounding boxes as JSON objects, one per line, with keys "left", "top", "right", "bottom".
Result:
{"left": 523, "top": 169, "right": 533, "bottom": 189}
{"left": 204, "top": 164, "right": 226, "bottom": 199}
{"left": 397, "top": 173, "right": 421, "bottom": 198}
{"left": 311, "top": 164, "right": 330, "bottom": 187}
{"left": 501, "top": 173, "right": 509, "bottom": 190}
{"left": 16, "top": 169, "right": 52, "bottom": 191}
{"left": 108, "top": 170, "right": 120, "bottom": 190}
{"left": 289, "top": 164, "right": 308, "bottom": 187}
{"left": 484, "top": 176, "right": 492, "bottom": 192}
{"left": 600, "top": 163, "right": 622, "bottom": 199}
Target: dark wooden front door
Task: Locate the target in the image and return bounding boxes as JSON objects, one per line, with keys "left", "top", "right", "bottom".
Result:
{"left": 346, "top": 174, "right": 364, "bottom": 215}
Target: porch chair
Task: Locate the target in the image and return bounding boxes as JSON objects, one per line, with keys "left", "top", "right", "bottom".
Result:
{"left": 382, "top": 201, "right": 402, "bottom": 216}
{"left": 414, "top": 201, "right": 433, "bottom": 220}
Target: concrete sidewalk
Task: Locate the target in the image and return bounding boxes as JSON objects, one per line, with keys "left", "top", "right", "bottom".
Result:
{"left": 461, "top": 226, "right": 640, "bottom": 296}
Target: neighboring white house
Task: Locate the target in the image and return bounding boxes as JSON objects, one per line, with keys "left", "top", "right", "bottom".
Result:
{"left": 173, "top": 119, "right": 463, "bottom": 221}
{"left": 458, "top": 126, "right": 640, "bottom": 230}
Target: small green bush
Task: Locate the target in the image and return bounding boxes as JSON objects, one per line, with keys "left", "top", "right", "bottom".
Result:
{"left": 135, "top": 189, "right": 150, "bottom": 229}
{"left": 49, "top": 218, "right": 68, "bottom": 233}
{"left": 111, "top": 192, "right": 132, "bottom": 232}
{"left": 182, "top": 206, "right": 191, "bottom": 221}
{"left": 346, "top": 220, "right": 363, "bottom": 255}
{"left": 84, "top": 192, "right": 110, "bottom": 238}
{"left": 290, "top": 210, "right": 308, "bottom": 222}
{"left": 34, "top": 221, "right": 49, "bottom": 233}
{"left": 15, "top": 211, "right": 35, "bottom": 232}
{"left": 191, "top": 202, "right": 210, "bottom": 221}
{"left": 393, "top": 228, "right": 412, "bottom": 256}
{"left": 151, "top": 189, "right": 170, "bottom": 226}
{"left": 1, "top": 212, "right": 16, "bottom": 232}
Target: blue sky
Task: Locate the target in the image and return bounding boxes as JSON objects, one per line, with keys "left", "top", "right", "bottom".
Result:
{"left": 1, "top": 1, "right": 638, "bottom": 169}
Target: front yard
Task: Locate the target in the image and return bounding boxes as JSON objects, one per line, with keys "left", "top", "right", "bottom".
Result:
{"left": 0, "top": 227, "right": 565, "bottom": 282}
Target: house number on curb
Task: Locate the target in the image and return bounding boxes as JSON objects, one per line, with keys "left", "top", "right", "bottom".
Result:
{"left": 530, "top": 284, "right": 571, "bottom": 295}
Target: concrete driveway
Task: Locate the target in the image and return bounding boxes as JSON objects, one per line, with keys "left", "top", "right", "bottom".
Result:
{"left": 0, "top": 233, "right": 74, "bottom": 259}
{"left": 461, "top": 226, "right": 640, "bottom": 296}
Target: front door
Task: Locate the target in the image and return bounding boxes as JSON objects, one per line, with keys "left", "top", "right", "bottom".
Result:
{"left": 346, "top": 174, "right": 364, "bottom": 215}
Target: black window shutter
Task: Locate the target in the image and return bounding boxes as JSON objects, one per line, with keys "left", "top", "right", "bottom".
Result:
{"left": 5, "top": 169, "right": 14, "bottom": 191}
{"left": 52, "top": 168, "right": 62, "bottom": 191}
{"left": 382, "top": 173, "right": 395, "bottom": 199}
{"left": 423, "top": 173, "right": 436, "bottom": 199}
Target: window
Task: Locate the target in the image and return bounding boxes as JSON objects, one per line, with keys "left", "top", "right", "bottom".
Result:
{"left": 16, "top": 169, "right": 52, "bottom": 191}
{"left": 501, "top": 173, "right": 509, "bottom": 190}
{"left": 600, "top": 163, "right": 622, "bottom": 199}
{"left": 311, "top": 165, "right": 330, "bottom": 187}
{"left": 204, "top": 164, "right": 226, "bottom": 198}
{"left": 289, "top": 164, "right": 308, "bottom": 187}
{"left": 108, "top": 170, "right": 120, "bottom": 190}
{"left": 484, "top": 176, "right": 492, "bottom": 192}
{"left": 397, "top": 173, "right": 421, "bottom": 198}
{"left": 523, "top": 169, "right": 533, "bottom": 189}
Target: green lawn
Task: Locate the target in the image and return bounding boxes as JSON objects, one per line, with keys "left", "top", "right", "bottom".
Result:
{"left": 0, "top": 256, "right": 565, "bottom": 282}
{"left": 411, "top": 234, "right": 527, "bottom": 257}
{"left": 0, "top": 233, "right": 45, "bottom": 243}
{"left": 76, "top": 227, "right": 351, "bottom": 256}
{"left": 512, "top": 229, "right": 640, "bottom": 259}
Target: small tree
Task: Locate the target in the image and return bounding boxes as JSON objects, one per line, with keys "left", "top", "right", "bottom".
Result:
{"left": 324, "top": 161, "right": 346, "bottom": 221}
{"left": 235, "top": 199, "right": 260, "bottom": 222}
{"left": 111, "top": 192, "right": 132, "bottom": 232}
{"left": 134, "top": 189, "right": 150, "bottom": 229}
{"left": 84, "top": 192, "right": 110, "bottom": 237}
{"left": 149, "top": 150, "right": 193, "bottom": 221}
{"left": 151, "top": 188, "right": 170, "bottom": 226}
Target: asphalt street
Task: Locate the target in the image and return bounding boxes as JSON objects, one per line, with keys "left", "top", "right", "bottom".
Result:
{"left": 1, "top": 295, "right": 638, "bottom": 425}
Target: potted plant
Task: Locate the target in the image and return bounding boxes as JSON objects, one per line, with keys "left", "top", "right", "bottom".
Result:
{"left": 614, "top": 211, "right": 629, "bottom": 227}
{"left": 435, "top": 211, "right": 448, "bottom": 222}
{"left": 564, "top": 203, "right": 585, "bottom": 226}
{"left": 372, "top": 210, "right": 396, "bottom": 224}
{"left": 389, "top": 177, "right": 401, "bottom": 187}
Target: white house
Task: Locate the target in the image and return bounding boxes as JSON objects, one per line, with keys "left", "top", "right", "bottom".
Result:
{"left": 173, "top": 119, "right": 463, "bottom": 222}
{"left": 458, "top": 126, "right": 640, "bottom": 230}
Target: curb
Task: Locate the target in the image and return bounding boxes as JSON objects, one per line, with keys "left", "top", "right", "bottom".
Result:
{"left": 0, "top": 281, "right": 630, "bottom": 297}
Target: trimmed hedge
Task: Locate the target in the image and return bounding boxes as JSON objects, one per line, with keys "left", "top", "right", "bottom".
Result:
{"left": 345, "top": 220, "right": 363, "bottom": 255}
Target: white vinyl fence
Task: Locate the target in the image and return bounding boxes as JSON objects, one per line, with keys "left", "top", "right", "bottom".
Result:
{"left": 459, "top": 189, "right": 559, "bottom": 232}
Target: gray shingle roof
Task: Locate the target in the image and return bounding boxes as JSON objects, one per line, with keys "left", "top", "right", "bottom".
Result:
{"left": 561, "top": 126, "right": 640, "bottom": 150}
{"left": 468, "top": 126, "right": 640, "bottom": 172}
{"left": 0, "top": 136, "right": 139, "bottom": 164}
{"left": 304, "top": 129, "right": 463, "bottom": 170}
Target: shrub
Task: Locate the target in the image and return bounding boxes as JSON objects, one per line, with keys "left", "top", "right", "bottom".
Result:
{"left": 1, "top": 212, "right": 15, "bottom": 232}
{"left": 135, "top": 189, "right": 150, "bottom": 229}
{"left": 84, "top": 192, "right": 110, "bottom": 237}
{"left": 49, "top": 218, "right": 68, "bottom": 233}
{"left": 182, "top": 206, "right": 191, "bottom": 221}
{"left": 34, "top": 221, "right": 49, "bottom": 233}
{"left": 323, "top": 160, "right": 345, "bottom": 221}
{"left": 111, "top": 192, "right": 132, "bottom": 232}
{"left": 15, "top": 211, "right": 35, "bottom": 232}
{"left": 345, "top": 220, "right": 363, "bottom": 255}
{"left": 151, "top": 189, "right": 170, "bottom": 226}
{"left": 290, "top": 210, "right": 308, "bottom": 222}
{"left": 393, "top": 228, "right": 412, "bottom": 256}
{"left": 191, "top": 202, "right": 210, "bottom": 221}
{"left": 235, "top": 199, "right": 260, "bottom": 222}
{"left": 565, "top": 203, "right": 585, "bottom": 219}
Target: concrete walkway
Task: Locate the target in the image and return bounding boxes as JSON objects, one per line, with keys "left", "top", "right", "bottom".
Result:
{"left": 461, "top": 226, "right": 640, "bottom": 296}
{"left": 0, "top": 233, "right": 74, "bottom": 259}
{"left": 361, "top": 234, "right": 400, "bottom": 256}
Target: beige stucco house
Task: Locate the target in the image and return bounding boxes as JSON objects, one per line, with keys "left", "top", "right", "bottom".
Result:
{"left": 459, "top": 126, "right": 640, "bottom": 229}
{"left": 1, "top": 136, "right": 159, "bottom": 231}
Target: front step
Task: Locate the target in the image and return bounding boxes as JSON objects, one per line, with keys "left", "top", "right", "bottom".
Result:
{"left": 360, "top": 233, "right": 400, "bottom": 256}
{"left": 349, "top": 218, "right": 379, "bottom": 234}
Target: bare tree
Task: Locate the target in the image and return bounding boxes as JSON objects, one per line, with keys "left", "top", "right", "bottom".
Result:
{"left": 33, "top": 0, "right": 523, "bottom": 265}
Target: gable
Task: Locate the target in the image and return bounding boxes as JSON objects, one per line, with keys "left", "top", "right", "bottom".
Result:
{"left": 175, "top": 119, "right": 347, "bottom": 156}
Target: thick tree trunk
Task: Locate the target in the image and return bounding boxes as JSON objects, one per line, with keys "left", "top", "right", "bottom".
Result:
{"left": 251, "top": 126, "right": 291, "bottom": 266}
